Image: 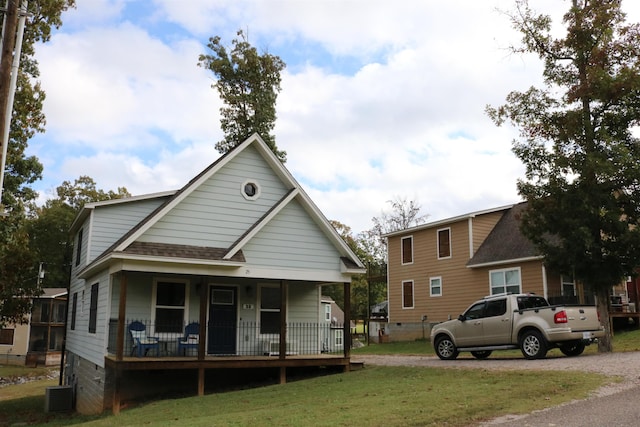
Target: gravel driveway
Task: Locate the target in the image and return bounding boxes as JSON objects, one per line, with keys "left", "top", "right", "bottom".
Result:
{"left": 354, "top": 352, "right": 640, "bottom": 426}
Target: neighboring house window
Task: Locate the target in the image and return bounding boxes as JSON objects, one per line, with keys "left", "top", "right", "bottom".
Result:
{"left": 335, "top": 329, "right": 344, "bottom": 347}
{"left": 81, "top": 290, "right": 85, "bottom": 314}
{"left": 154, "top": 280, "right": 188, "bottom": 333}
{"left": 490, "top": 268, "right": 521, "bottom": 295}
{"left": 75, "top": 228, "right": 83, "bottom": 266}
{"left": 325, "top": 304, "right": 331, "bottom": 321}
{"left": 402, "top": 280, "right": 414, "bottom": 308}
{"left": 70, "top": 292, "right": 77, "bottom": 330}
{"left": 88, "top": 283, "right": 98, "bottom": 334}
{"left": 430, "top": 277, "right": 442, "bottom": 297}
{"left": 437, "top": 228, "right": 451, "bottom": 259}
{"left": 260, "top": 286, "right": 281, "bottom": 334}
{"left": 562, "top": 275, "right": 576, "bottom": 296}
{"left": 0, "top": 328, "right": 14, "bottom": 345}
{"left": 401, "top": 236, "right": 413, "bottom": 264}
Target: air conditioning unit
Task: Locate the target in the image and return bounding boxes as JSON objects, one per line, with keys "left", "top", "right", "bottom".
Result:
{"left": 45, "top": 385, "right": 73, "bottom": 412}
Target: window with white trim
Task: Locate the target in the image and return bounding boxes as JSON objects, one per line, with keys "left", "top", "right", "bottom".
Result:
{"left": 402, "top": 280, "right": 414, "bottom": 308}
{"left": 335, "top": 329, "right": 344, "bottom": 347}
{"left": 260, "top": 286, "right": 281, "bottom": 334}
{"left": 437, "top": 228, "right": 451, "bottom": 259}
{"left": 324, "top": 304, "right": 331, "bottom": 321}
{"left": 153, "top": 279, "right": 189, "bottom": 333}
{"left": 561, "top": 275, "right": 576, "bottom": 297}
{"left": 490, "top": 268, "right": 521, "bottom": 295}
{"left": 401, "top": 236, "right": 413, "bottom": 264}
{"left": 430, "top": 277, "right": 442, "bottom": 297}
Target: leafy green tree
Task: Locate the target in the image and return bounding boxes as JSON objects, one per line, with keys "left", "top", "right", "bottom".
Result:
{"left": 26, "top": 176, "right": 130, "bottom": 289}
{"left": 1, "top": 0, "right": 76, "bottom": 213}
{"left": 55, "top": 175, "right": 130, "bottom": 211}
{"left": 0, "top": 0, "right": 75, "bottom": 326}
{"left": 487, "top": 0, "right": 640, "bottom": 351}
{"left": 199, "top": 29, "right": 287, "bottom": 162}
{"left": 0, "top": 215, "right": 37, "bottom": 326}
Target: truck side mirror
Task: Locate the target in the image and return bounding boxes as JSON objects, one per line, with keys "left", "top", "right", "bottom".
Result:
{"left": 458, "top": 314, "right": 465, "bottom": 322}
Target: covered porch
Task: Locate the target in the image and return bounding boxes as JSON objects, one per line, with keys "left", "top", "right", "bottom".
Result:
{"left": 106, "top": 271, "right": 353, "bottom": 414}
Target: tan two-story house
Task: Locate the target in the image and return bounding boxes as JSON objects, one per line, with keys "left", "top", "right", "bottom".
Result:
{"left": 383, "top": 203, "right": 590, "bottom": 341}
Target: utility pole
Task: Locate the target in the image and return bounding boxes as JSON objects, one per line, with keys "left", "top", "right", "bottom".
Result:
{"left": 0, "top": 0, "right": 27, "bottom": 210}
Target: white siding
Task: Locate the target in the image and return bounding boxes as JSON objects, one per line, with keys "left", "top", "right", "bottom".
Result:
{"left": 65, "top": 269, "right": 110, "bottom": 367}
{"left": 243, "top": 199, "right": 341, "bottom": 271}
{"left": 89, "top": 198, "right": 166, "bottom": 261}
{"left": 288, "top": 283, "right": 320, "bottom": 322}
{"left": 138, "top": 146, "right": 289, "bottom": 247}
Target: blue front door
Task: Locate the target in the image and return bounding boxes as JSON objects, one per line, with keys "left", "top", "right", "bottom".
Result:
{"left": 208, "top": 286, "right": 237, "bottom": 355}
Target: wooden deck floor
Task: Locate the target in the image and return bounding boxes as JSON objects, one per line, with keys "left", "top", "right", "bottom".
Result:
{"left": 105, "top": 353, "right": 350, "bottom": 370}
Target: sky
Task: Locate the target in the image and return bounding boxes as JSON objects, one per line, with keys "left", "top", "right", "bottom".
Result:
{"left": 25, "top": 0, "right": 640, "bottom": 234}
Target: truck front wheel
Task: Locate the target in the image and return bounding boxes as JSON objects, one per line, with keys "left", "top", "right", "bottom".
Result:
{"left": 520, "top": 330, "right": 548, "bottom": 360}
{"left": 435, "top": 336, "right": 459, "bottom": 360}
{"left": 559, "top": 341, "right": 586, "bottom": 357}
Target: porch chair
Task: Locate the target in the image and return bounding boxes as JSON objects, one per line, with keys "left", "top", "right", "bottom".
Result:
{"left": 177, "top": 322, "right": 200, "bottom": 356}
{"left": 128, "top": 321, "right": 160, "bottom": 357}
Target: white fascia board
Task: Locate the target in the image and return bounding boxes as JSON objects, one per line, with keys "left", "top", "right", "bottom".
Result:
{"left": 466, "top": 256, "right": 543, "bottom": 269}
{"left": 383, "top": 204, "right": 515, "bottom": 238}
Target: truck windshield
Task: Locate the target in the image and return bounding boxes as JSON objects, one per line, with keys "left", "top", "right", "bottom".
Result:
{"left": 517, "top": 296, "right": 549, "bottom": 310}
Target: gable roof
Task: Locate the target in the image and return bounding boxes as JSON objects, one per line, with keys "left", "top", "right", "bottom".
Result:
{"left": 467, "top": 202, "right": 542, "bottom": 268}
{"left": 76, "top": 134, "right": 365, "bottom": 279}
{"left": 383, "top": 204, "right": 514, "bottom": 238}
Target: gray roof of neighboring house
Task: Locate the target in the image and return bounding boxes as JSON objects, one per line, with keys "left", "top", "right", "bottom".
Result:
{"left": 467, "top": 202, "right": 541, "bottom": 267}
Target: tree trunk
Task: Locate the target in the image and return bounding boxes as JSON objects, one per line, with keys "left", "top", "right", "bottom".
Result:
{"left": 596, "top": 286, "right": 613, "bottom": 352}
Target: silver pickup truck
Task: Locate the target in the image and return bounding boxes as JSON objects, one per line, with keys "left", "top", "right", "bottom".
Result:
{"left": 430, "top": 293, "right": 605, "bottom": 360}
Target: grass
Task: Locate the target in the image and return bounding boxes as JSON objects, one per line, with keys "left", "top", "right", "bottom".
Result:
{"left": 1, "top": 366, "right": 608, "bottom": 427}
{"left": 1, "top": 328, "right": 637, "bottom": 426}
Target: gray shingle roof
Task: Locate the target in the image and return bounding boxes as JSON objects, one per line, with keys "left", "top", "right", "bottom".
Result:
{"left": 123, "top": 241, "right": 246, "bottom": 262}
{"left": 467, "top": 202, "right": 540, "bottom": 267}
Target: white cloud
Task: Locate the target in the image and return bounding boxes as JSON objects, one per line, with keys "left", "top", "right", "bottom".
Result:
{"left": 27, "top": 0, "right": 640, "bottom": 235}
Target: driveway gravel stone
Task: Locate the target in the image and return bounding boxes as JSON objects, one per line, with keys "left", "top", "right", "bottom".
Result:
{"left": 354, "top": 352, "right": 640, "bottom": 426}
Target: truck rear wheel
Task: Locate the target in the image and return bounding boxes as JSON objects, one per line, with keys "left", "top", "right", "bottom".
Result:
{"left": 559, "top": 341, "right": 586, "bottom": 357}
{"left": 435, "top": 336, "right": 459, "bottom": 360}
{"left": 520, "top": 330, "right": 548, "bottom": 360}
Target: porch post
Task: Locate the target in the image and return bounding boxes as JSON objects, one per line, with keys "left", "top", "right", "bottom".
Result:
{"left": 279, "top": 280, "right": 288, "bottom": 362}
{"left": 198, "top": 277, "right": 207, "bottom": 361}
{"left": 115, "top": 273, "right": 127, "bottom": 361}
{"left": 343, "top": 282, "right": 351, "bottom": 361}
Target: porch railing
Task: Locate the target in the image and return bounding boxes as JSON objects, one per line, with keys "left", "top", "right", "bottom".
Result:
{"left": 107, "top": 319, "right": 346, "bottom": 358}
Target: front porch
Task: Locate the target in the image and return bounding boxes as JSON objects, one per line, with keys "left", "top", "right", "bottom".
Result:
{"left": 104, "top": 274, "right": 354, "bottom": 414}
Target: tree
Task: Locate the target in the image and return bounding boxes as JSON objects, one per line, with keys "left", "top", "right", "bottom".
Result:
{"left": 486, "top": 0, "right": 640, "bottom": 352}
{"left": 365, "top": 196, "right": 429, "bottom": 263}
{"left": 1, "top": 0, "right": 76, "bottom": 213}
{"left": 55, "top": 175, "right": 130, "bottom": 211}
{"left": 199, "top": 30, "right": 287, "bottom": 162}
{"left": 1, "top": 177, "right": 129, "bottom": 326}
{"left": 0, "top": 0, "right": 75, "bottom": 327}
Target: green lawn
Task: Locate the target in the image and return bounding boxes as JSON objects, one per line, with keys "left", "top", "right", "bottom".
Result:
{"left": 1, "top": 328, "right": 637, "bottom": 427}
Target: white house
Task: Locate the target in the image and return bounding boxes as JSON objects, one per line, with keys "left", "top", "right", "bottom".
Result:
{"left": 63, "top": 134, "right": 365, "bottom": 414}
